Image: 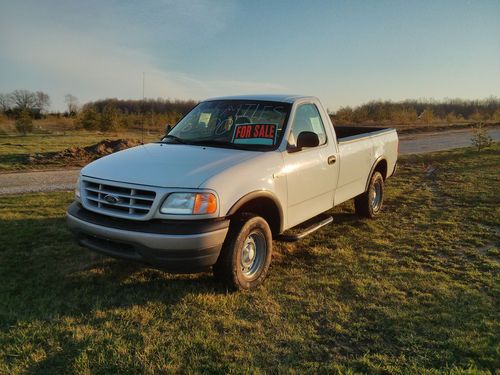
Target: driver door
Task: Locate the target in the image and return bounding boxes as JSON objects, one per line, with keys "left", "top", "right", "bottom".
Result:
{"left": 282, "top": 103, "right": 338, "bottom": 228}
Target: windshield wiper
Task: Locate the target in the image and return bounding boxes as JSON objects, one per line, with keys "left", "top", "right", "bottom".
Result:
{"left": 188, "top": 139, "right": 264, "bottom": 151}
{"left": 189, "top": 139, "right": 231, "bottom": 146}
{"left": 161, "top": 134, "right": 188, "bottom": 144}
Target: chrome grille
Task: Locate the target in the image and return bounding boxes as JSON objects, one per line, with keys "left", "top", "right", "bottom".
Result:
{"left": 83, "top": 180, "right": 156, "bottom": 217}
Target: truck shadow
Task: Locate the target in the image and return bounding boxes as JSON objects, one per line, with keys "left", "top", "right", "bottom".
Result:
{"left": 0, "top": 208, "right": 366, "bottom": 329}
{"left": 0, "top": 217, "right": 229, "bottom": 325}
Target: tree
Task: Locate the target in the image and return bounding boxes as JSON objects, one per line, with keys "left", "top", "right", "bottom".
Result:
{"left": 99, "top": 103, "right": 120, "bottom": 131}
{"left": 35, "top": 91, "right": 50, "bottom": 113}
{"left": 0, "top": 93, "right": 11, "bottom": 113}
{"left": 471, "top": 123, "right": 492, "bottom": 152}
{"left": 15, "top": 108, "right": 33, "bottom": 135}
{"left": 77, "top": 106, "right": 99, "bottom": 130}
{"left": 8, "top": 90, "right": 50, "bottom": 116}
{"left": 10, "top": 90, "right": 39, "bottom": 111}
{"left": 64, "top": 94, "right": 79, "bottom": 116}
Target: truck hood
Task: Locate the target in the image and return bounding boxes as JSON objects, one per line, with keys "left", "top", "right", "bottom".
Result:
{"left": 81, "top": 143, "right": 257, "bottom": 188}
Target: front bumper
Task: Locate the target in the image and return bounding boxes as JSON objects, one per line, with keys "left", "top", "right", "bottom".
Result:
{"left": 66, "top": 202, "right": 230, "bottom": 272}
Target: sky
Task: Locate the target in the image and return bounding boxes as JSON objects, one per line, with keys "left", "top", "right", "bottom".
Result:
{"left": 0, "top": 0, "right": 499, "bottom": 112}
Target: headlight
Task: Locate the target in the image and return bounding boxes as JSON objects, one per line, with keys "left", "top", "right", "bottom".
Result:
{"left": 160, "top": 192, "right": 217, "bottom": 215}
{"left": 75, "top": 176, "right": 81, "bottom": 200}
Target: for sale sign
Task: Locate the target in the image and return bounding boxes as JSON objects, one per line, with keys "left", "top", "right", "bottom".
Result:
{"left": 232, "top": 123, "right": 278, "bottom": 146}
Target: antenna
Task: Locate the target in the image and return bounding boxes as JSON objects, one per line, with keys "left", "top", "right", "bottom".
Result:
{"left": 141, "top": 72, "right": 145, "bottom": 145}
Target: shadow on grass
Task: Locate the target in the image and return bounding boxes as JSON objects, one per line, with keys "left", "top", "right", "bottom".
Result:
{"left": 0, "top": 216, "right": 233, "bottom": 371}
{"left": 0, "top": 217, "right": 228, "bottom": 323}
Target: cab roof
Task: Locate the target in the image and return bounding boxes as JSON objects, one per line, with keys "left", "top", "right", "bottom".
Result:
{"left": 204, "top": 94, "right": 315, "bottom": 104}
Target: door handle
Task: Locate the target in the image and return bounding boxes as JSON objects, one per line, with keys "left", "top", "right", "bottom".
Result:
{"left": 328, "top": 155, "right": 337, "bottom": 165}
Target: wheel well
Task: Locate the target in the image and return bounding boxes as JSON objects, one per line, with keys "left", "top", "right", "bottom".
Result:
{"left": 230, "top": 197, "right": 281, "bottom": 235}
{"left": 373, "top": 159, "right": 388, "bottom": 180}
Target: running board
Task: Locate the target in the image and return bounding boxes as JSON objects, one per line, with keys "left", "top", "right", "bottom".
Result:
{"left": 276, "top": 214, "right": 333, "bottom": 242}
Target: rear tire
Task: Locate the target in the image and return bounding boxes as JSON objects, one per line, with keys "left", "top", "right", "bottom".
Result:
{"left": 355, "top": 171, "right": 384, "bottom": 218}
{"left": 213, "top": 214, "right": 273, "bottom": 291}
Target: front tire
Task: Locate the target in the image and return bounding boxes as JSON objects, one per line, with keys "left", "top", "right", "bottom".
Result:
{"left": 213, "top": 214, "right": 273, "bottom": 290}
{"left": 355, "top": 171, "right": 384, "bottom": 218}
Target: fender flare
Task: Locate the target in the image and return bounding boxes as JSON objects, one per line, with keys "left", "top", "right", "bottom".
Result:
{"left": 226, "top": 190, "right": 284, "bottom": 232}
{"left": 365, "top": 156, "right": 387, "bottom": 191}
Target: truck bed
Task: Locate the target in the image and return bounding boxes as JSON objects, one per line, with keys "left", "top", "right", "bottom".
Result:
{"left": 334, "top": 126, "right": 393, "bottom": 142}
{"left": 333, "top": 125, "right": 398, "bottom": 206}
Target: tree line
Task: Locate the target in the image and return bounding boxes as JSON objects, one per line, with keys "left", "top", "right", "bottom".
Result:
{"left": 77, "top": 98, "right": 197, "bottom": 131}
{"left": 330, "top": 97, "right": 500, "bottom": 124}
{"left": 0, "top": 91, "right": 197, "bottom": 134}
{"left": 2, "top": 89, "right": 499, "bottom": 135}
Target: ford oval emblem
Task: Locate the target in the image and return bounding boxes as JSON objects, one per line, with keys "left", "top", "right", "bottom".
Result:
{"left": 103, "top": 194, "right": 120, "bottom": 204}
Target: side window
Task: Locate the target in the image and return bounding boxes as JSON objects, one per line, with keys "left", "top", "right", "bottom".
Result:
{"left": 288, "top": 104, "right": 327, "bottom": 148}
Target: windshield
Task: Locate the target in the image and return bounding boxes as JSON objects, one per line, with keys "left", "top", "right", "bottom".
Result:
{"left": 162, "top": 100, "right": 292, "bottom": 150}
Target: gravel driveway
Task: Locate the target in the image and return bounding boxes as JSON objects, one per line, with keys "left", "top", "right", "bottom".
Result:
{"left": 0, "top": 168, "right": 81, "bottom": 195}
{"left": 1, "top": 127, "right": 498, "bottom": 195}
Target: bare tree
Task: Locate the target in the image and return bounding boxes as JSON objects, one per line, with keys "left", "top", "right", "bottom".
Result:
{"left": 10, "top": 90, "right": 39, "bottom": 111}
{"left": 8, "top": 90, "right": 50, "bottom": 116}
{"left": 35, "top": 91, "right": 50, "bottom": 113}
{"left": 0, "top": 94, "right": 12, "bottom": 112}
{"left": 64, "top": 94, "right": 79, "bottom": 115}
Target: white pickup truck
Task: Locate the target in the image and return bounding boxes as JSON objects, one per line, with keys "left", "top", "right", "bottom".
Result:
{"left": 67, "top": 95, "right": 398, "bottom": 290}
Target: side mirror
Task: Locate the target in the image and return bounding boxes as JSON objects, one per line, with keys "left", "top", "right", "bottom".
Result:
{"left": 165, "top": 124, "right": 173, "bottom": 135}
{"left": 295, "top": 131, "right": 319, "bottom": 150}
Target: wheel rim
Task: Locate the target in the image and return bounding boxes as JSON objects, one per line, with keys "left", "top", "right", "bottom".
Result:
{"left": 240, "top": 230, "right": 266, "bottom": 279}
{"left": 371, "top": 180, "right": 382, "bottom": 211}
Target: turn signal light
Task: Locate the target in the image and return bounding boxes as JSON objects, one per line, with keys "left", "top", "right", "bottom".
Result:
{"left": 193, "top": 193, "right": 217, "bottom": 215}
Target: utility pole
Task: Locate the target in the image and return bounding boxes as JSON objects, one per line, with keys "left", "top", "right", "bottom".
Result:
{"left": 141, "top": 72, "right": 145, "bottom": 144}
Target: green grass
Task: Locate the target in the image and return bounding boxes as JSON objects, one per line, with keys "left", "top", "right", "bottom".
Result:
{"left": 0, "top": 146, "right": 499, "bottom": 374}
{"left": 0, "top": 131, "right": 160, "bottom": 172}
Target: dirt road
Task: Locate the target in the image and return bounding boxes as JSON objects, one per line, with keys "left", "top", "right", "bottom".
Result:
{"left": 0, "top": 168, "right": 81, "bottom": 195}
{"left": 398, "top": 126, "right": 500, "bottom": 154}
{"left": 0, "top": 127, "right": 498, "bottom": 195}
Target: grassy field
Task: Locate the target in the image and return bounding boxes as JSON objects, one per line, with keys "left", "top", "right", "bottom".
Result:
{"left": 0, "top": 131, "right": 160, "bottom": 172}
{"left": 0, "top": 145, "right": 499, "bottom": 373}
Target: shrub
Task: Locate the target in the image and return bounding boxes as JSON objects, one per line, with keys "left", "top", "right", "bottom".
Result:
{"left": 469, "top": 111, "right": 483, "bottom": 121}
{"left": 333, "top": 107, "right": 353, "bottom": 124}
{"left": 0, "top": 112, "right": 8, "bottom": 124}
{"left": 391, "top": 108, "right": 417, "bottom": 124}
{"left": 419, "top": 109, "right": 434, "bottom": 123}
{"left": 15, "top": 109, "right": 33, "bottom": 135}
{"left": 446, "top": 112, "right": 457, "bottom": 123}
{"left": 77, "top": 106, "right": 99, "bottom": 130}
{"left": 99, "top": 103, "right": 120, "bottom": 131}
{"left": 492, "top": 109, "right": 500, "bottom": 122}
{"left": 471, "top": 123, "right": 492, "bottom": 152}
